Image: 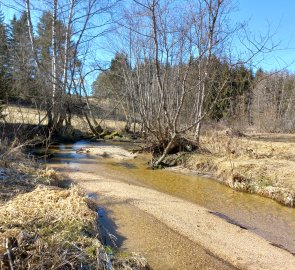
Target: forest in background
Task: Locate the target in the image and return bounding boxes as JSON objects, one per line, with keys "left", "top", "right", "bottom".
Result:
{"left": 1, "top": 0, "right": 295, "bottom": 165}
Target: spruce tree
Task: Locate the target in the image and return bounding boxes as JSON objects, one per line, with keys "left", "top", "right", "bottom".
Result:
{"left": 0, "top": 9, "right": 10, "bottom": 100}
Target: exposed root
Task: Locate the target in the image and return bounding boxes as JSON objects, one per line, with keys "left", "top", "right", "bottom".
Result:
{"left": 143, "top": 135, "right": 199, "bottom": 168}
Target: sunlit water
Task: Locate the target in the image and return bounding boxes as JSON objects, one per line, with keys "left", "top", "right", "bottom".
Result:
{"left": 48, "top": 140, "right": 295, "bottom": 255}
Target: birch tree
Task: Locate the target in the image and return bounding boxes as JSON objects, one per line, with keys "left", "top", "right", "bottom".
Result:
{"left": 23, "top": 0, "right": 118, "bottom": 134}
{"left": 115, "top": 0, "right": 230, "bottom": 166}
{"left": 114, "top": 0, "right": 275, "bottom": 166}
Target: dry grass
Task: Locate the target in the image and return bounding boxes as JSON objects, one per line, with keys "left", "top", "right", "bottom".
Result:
{"left": 0, "top": 140, "right": 101, "bottom": 269}
{"left": 182, "top": 133, "right": 295, "bottom": 207}
{"left": 0, "top": 186, "right": 151, "bottom": 270}
{"left": 4, "top": 105, "right": 46, "bottom": 126}
{"left": 201, "top": 132, "right": 295, "bottom": 162}
{"left": 0, "top": 140, "right": 150, "bottom": 270}
{"left": 0, "top": 137, "right": 60, "bottom": 205}
{"left": 4, "top": 105, "right": 127, "bottom": 133}
{"left": 0, "top": 186, "right": 106, "bottom": 269}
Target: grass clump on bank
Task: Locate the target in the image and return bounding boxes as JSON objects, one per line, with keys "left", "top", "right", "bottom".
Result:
{"left": 0, "top": 186, "right": 106, "bottom": 269}
{"left": 180, "top": 133, "right": 295, "bottom": 207}
{"left": 0, "top": 140, "right": 151, "bottom": 269}
{"left": 0, "top": 185, "right": 151, "bottom": 270}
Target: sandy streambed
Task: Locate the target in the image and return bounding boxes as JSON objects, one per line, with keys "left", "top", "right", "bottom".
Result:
{"left": 50, "top": 144, "right": 295, "bottom": 270}
{"left": 76, "top": 145, "right": 137, "bottom": 160}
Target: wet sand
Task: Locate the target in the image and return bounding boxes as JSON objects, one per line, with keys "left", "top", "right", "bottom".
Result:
{"left": 98, "top": 197, "right": 236, "bottom": 270}
{"left": 51, "top": 145, "right": 295, "bottom": 270}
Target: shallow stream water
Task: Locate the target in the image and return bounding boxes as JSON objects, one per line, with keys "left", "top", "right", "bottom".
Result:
{"left": 48, "top": 140, "right": 295, "bottom": 256}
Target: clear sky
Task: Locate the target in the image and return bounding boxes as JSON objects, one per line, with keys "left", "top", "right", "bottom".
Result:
{"left": 1, "top": 0, "right": 295, "bottom": 73}
{"left": 231, "top": 0, "right": 295, "bottom": 72}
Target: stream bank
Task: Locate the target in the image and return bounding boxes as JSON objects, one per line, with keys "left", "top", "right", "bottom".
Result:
{"left": 159, "top": 133, "right": 295, "bottom": 207}
{"left": 0, "top": 144, "right": 151, "bottom": 270}
{"left": 49, "top": 141, "right": 295, "bottom": 270}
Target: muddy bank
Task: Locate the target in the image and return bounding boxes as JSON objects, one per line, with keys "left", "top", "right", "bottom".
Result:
{"left": 49, "top": 144, "right": 295, "bottom": 270}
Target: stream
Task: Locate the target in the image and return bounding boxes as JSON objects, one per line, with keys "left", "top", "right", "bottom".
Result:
{"left": 48, "top": 140, "right": 295, "bottom": 259}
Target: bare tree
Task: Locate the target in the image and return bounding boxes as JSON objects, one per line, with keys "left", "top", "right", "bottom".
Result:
{"left": 115, "top": 0, "right": 227, "bottom": 166}
{"left": 22, "top": 0, "right": 118, "bottom": 136}
{"left": 109, "top": 0, "right": 276, "bottom": 166}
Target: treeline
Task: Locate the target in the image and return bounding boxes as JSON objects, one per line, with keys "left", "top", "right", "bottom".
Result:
{"left": 2, "top": 0, "right": 295, "bottom": 165}
{"left": 0, "top": 11, "right": 51, "bottom": 103}
{"left": 93, "top": 55, "right": 295, "bottom": 136}
{"left": 92, "top": 53, "right": 255, "bottom": 130}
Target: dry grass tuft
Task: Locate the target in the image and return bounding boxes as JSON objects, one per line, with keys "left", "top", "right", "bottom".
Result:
{"left": 0, "top": 185, "right": 152, "bottom": 270}
{"left": 0, "top": 186, "right": 105, "bottom": 269}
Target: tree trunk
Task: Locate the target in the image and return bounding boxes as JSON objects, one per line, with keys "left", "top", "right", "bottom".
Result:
{"left": 152, "top": 134, "right": 176, "bottom": 167}
{"left": 194, "top": 121, "right": 201, "bottom": 146}
{"left": 51, "top": 0, "right": 58, "bottom": 123}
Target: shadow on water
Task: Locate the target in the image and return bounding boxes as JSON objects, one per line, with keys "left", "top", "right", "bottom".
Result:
{"left": 97, "top": 206, "right": 126, "bottom": 248}
{"left": 84, "top": 191, "right": 127, "bottom": 249}
{"left": 208, "top": 211, "right": 248, "bottom": 230}
{"left": 112, "top": 162, "right": 138, "bottom": 169}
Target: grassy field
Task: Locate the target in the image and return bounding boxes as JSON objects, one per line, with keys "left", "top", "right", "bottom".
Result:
{"left": 4, "top": 105, "right": 127, "bottom": 132}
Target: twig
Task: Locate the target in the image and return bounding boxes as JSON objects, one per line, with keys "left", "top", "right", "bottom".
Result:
{"left": 5, "top": 238, "right": 14, "bottom": 270}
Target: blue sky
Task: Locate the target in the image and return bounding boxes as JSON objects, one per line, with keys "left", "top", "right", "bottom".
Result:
{"left": 231, "top": 0, "right": 295, "bottom": 72}
{"left": 2, "top": 0, "right": 295, "bottom": 73}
